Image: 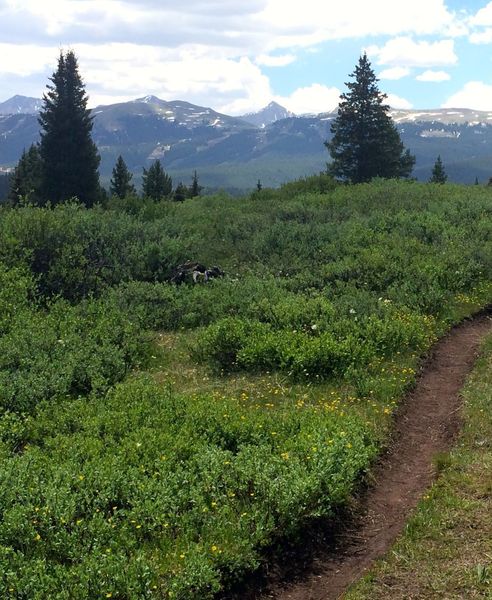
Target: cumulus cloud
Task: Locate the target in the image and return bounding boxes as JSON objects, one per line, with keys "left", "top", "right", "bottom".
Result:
{"left": 468, "top": 1, "right": 492, "bottom": 26}
{"left": 0, "top": 0, "right": 466, "bottom": 112}
{"left": 255, "top": 54, "right": 297, "bottom": 67}
{"left": 0, "top": 43, "right": 55, "bottom": 76}
{"left": 465, "top": 3, "right": 492, "bottom": 44}
{"left": 442, "top": 81, "right": 492, "bottom": 110}
{"left": 81, "top": 45, "right": 274, "bottom": 114}
{"left": 274, "top": 83, "right": 340, "bottom": 114}
{"left": 386, "top": 93, "right": 413, "bottom": 109}
{"left": 367, "top": 37, "right": 458, "bottom": 68}
{"left": 469, "top": 28, "right": 492, "bottom": 44}
{"left": 416, "top": 70, "right": 450, "bottom": 82}
{"left": 378, "top": 67, "right": 411, "bottom": 80}
{"left": 260, "top": 0, "right": 461, "bottom": 45}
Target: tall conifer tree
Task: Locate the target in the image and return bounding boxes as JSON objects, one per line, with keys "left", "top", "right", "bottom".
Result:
{"left": 110, "top": 155, "right": 135, "bottom": 198}
{"left": 38, "top": 51, "right": 100, "bottom": 206}
{"left": 429, "top": 155, "right": 447, "bottom": 184}
{"left": 0, "top": 173, "right": 11, "bottom": 203}
{"left": 189, "top": 170, "right": 201, "bottom": 197}
{"left": 326, "top": 54, "right": 415, "bottom": 183}
{"left": 173, "top": 182, "right": 187, "bottom": 202}
{"left": 142, "top": 160, "right": 172, "bottom": 200}
{"left": 8, "top": 144, "right": 43, "bottom": 205}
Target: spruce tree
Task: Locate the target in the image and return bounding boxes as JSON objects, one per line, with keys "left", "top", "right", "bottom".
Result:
{"left": 326, "top": 54, "right": 415, "bottom": 183}
{"left": 110, "top": 155, "right": 135, "bottom": 199}
{"left": 8, "top": 144, "right": 43, "bottom": 205}
{"left": 174, "top": 182, "right": 187, "bottom": 202}
{"left": 38, "top": 50, "right": 100, "bottom": 206}
{"left": 0, "top": 173, "right": 11, "bottom": 203}
{"left": 189, "top": 170, "right": 201, "bottom": 197}
{"left": 429, "top": 155, "right": 447, "bottom": 184}
{"left": 142, "top": 160, "right": 172, "bottom": 200}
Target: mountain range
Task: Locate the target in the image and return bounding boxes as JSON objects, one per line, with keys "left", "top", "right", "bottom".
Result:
{"left": 1, "top": 94, "right": 492, "bottom": 191}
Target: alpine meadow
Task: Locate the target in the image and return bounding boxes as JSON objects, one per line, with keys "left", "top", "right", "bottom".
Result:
{"left": 0, "top": 48, "right": 491, "bottom": 600}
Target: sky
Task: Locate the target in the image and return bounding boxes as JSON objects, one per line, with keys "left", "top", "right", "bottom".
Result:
{"left": 3, "top": 1, "right": 492, "bottom": 115}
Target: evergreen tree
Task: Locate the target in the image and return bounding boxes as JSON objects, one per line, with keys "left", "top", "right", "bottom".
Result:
{"left": 142, "top": 160, "right": 172, "bottom": 200}
{"left": 189, "top": 170, "right": 202, "bottom": 197}
{"left": 429, "top": 155, "right": 447, "bottom": 184}
{"left": 0, "top": 173, "right": 11, "bottom": 203}
{"left": 110, "top": 155, "right": 135, "bottom": 199}
{"left": 174, "top": 182, "right": 187, "bottom": 202}
{"left": 326, "top": 54, "right": 415, "bottom": 183}
{"left": 38, "top": 50, "right": 100, "bottom": 206}
{"left": 8, "top": 144, "right": 43, "bottom": 205}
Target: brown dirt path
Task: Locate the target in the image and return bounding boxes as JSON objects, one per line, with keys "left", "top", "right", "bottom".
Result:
{"left": 225, "top": 311, "right": 492, "bottom": 600}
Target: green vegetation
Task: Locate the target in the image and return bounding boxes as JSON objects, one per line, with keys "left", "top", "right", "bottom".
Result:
{"left": 346, "top": 332, "right": 492, "bottom": 599}
{"left": 0, "top": 179, "right": 490, "bottom": 598}
{"left": 327, "top": 54, "right": 415, "bottom": 183}
{"left": 429, "top": 154, "right": 448, "bottom": 184}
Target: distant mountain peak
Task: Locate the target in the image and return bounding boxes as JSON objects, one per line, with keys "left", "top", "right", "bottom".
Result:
{"left": 135, "top": 95, "right": 164, "bottom": 104}
{"left": 241, "top": 102, "right": 295, "bottom": 128}
{"left": 0, "top": 95, "right": 42, "bottom": 115}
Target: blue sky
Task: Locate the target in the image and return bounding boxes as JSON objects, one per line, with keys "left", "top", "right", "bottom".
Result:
{"left": 2, "top": 1, "right": 492, "bottom": 114}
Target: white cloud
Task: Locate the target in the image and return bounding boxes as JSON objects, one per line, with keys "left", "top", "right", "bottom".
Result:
{"left": 378, "top": 67, "right": 411, "bottom": 80}
{"left": 255, "top": 54, "right": 296, "bottom": 67}
{"left": 0, "top": 0, "right": 466, "bottom": 112}
{"left": 386, "top": 93, "right": 413, "bottom": 109}
{"left": 469, "top": 2, "right": 492, "bottom": 26}
{"left": 260, "top": 0, "right": 462, "bottom": 47}
{"left": 469, "top": 28, "right": 492, "bottom": 44}
{"left": 466, "top": 3, "right": 492, "bottom": 44}
{"left": 0, "top": 43, "right": 55, "bottom": 76}
{"left": 275, "top": 84, "right": 340, "bottom": 114}
{"left": 416, "top": 70, "right": 450, "bottom": 82}
{"left": 0, "top": 41, "right": 273, "bottom": 114}
{"left": 442, "top": 81, "right": 492, "bottom": 110}
{"left": 367, "top": 37, "right": 457, "bottom": 68}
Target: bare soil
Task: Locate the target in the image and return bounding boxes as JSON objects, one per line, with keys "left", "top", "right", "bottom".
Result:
{"left": 222, "top": 311, "right": 492, "bottom": 600}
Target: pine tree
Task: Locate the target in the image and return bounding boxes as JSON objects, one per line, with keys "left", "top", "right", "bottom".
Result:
{"left": 429, "top": 155, "right": 447, "bottom": 184}
{"left": 142, "top": 160, "right": 172, "bottom": 200}
{"left": 110, "top": 155, "right": 135, "bottom": 199}
{"left": 326, "top": 54, "right": 415, "bottom": 183}
{"left": 174, "top": 182, "right": 187, "bottom": 202}
{"left": 38, "top": 50, "right": 100, "bottom": 206}
{"left": 8, "top": 144, "right": 43, "bottom": 205}
{"left": 189, "top": 170, "right": 201, "bottom": 197}
{"left": 0, "top": 173, "right": 11, "bottom": 203}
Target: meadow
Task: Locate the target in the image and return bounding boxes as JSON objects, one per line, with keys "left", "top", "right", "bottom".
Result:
{"left": 0, "top": 177, "right": 491, "bottom": 598}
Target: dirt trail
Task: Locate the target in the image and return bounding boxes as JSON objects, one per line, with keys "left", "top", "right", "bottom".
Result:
{"left": 226, "top": 311, "right": 492, "bottom": 600}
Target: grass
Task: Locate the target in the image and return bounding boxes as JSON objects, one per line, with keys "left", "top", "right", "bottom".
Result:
{"left": 345, "top": 331, "right": 492, "bottom": 600}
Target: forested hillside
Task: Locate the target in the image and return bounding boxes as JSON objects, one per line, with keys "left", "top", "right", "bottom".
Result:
{"left": 3, "top": 99, "right": 492, "bottom": 190}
